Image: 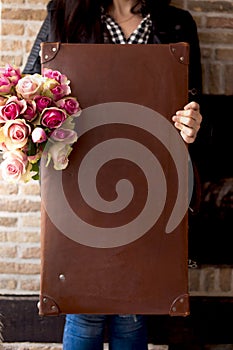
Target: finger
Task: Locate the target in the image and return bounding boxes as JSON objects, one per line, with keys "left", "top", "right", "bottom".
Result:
{"left": 184, "top": 101, "right": 200, "bottom": 111}
{"left": 174, "top": 121, "right": 194, "bottom": 136}
{"left": 180, "top": 130, "right": 196, "bottom": 144}
{"left": 174, "top": 120, "right": 197, "bottom": 143}
{"left": 172, "top": 115, "right": 198, "bottom": 128}
{"left": 175, "top": 122, "right": 200, "bottom": 143}
{"left": 174, "top": 110, "right": 202, "bottom": 126}
{"left": 175, "top": 108, "right": 198, "bottom": 118}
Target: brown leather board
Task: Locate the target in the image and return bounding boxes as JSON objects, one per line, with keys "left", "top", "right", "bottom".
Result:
{"left": 40, "top": 43, "right": 190, "bottom": 316}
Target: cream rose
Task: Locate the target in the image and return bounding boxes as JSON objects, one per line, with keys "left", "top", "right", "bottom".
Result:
{"left": 47, "top": 142, "right": 72, "bottom": 170}
{"left": 3, "top": 119, "right": 31, "bottom": 150}
{"left": 0, "top": 150, "right": 28, "bottom": 182}
{"left": 16, "top": 74, "right": 43, "bottom": 100}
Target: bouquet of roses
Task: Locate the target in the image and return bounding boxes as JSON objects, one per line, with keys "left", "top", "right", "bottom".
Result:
{"left": 0, "top": 64, "right": 80, "bottom": 183}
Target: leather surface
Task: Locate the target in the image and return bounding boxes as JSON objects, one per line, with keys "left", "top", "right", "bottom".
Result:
{"left": 40, "top": 43, "right": 190, "bottom": 316}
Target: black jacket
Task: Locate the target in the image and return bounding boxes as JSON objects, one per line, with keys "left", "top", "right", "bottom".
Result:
{"left": 23, "top": 1, "right": 202, "bottom": 101}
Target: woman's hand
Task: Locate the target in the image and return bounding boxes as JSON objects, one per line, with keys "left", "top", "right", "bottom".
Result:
{"left": 172, "top": 101, "right": 202, "bottom": 143}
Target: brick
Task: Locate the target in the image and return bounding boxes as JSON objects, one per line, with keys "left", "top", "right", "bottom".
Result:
{"left": 192, "top": 15, "right": 203, "bottom": 27}
{"left": 5, "top": 231, "right": 40, "bottom": 243}
{"left": 0, "top": 217, "right": 18, "bottom": 227}
{"left": 0, "top": 262, "right": 40, "bottom": 274}
{"left": 0, "top": 232, "right": 7, "bottom": 242}
{"left": 21, "top": 215, "right": 40, "bottom": 228}
{"left": 1, "top": 23, "right": 25, "bottom": 36}
{"left": 0, "top": 56, "right": 23, "bottom": 67}
{"left": 219, "top": 267, "right": 232, "bottom": 292}
{"left": 198, "top": 31, "right": 233, "bottom": 44}
{"left": 202, "top": 267, "right": 216, "bottom": 292}
{"left": 0, "top": 278, "right": 17, "bottom": 290}
{"left": 0, "top": 182, "right": 18, "bottom": 195}
{"left": 20, "top": 182, "right": 40, "bottom": 196}
{"left": 188, "top": 1, "right": 233, "bottom": 13}
{"left": 224, "top": 64, "right": 233, "bottom": 95}
{"left": 25, "top": 23, "right": 44, "bottom": 37}
{"left": 0, "top": 0, "right": 24, "bottom": 3}
{"left": 216, "top": 48, "right": 233, "bottom": 61}
{"left": 27, "top": 0, "right": 48, "bottom": 5}
{"left": 0, "top": 199, "right": 40, "bottom": 212}
{"left": 201, "top": 47, "right": 213, "bottom": 59}
{"left": 0, "top": 245, "right": 17, "bottom": 258}
{"left": 188, "top": 268, "right": 201, "bottom": 292}
{"left": 1, "top": 9, "right": 47, "bottom": 21}
{"left": 171, "top": 0, "right": 185, "bottom": 9}
{"left": 25, "top": 42, "right": 34, "bottom": 55}
{"left": 19, "top": 246, "right": 41, "bottom": 259}
{"left": 1, "top": 39, "right": 23, "bottom": 52}
{"left": 20, "top": 278, "right": 40, "bottom": 291}
{"left": 207, "top": 16, "right": 233, "bottom": 28}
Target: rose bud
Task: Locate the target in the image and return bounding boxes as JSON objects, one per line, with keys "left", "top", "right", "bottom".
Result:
{"left": 31, "top": 127, "right": 47, "bottom": 143}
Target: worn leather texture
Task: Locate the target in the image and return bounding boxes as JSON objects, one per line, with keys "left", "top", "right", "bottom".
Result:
{"left": 40, "top": 43, "right": 190, "bottom": 316}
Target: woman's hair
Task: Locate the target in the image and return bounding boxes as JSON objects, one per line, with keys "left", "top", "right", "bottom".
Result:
{"left": 51, "top": 0, "right": 171, "bottom": 43}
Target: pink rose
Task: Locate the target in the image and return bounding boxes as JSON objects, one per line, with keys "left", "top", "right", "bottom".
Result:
{"left": 3, "top": 64, "right": 21, "bottom": 85}
{"left": 51, "top": 84, "right": 71, "bottom": 101}
{"left": 32, "top": 127, "right": 47, "bottom": 143}
{"left": 56, "top": 97, "right": 80, "bottom": 115}
{"left": 3, "top": 119, "right": 31, "bottom": 150}
{"left": 43, "top": 69, "right": 69, "bottom": 84}
{"left": 23, "top": 100, "right": 37, "bottom": 121}
{"left": 50, "top": 128, "right": 77, "bottom": 144}
{"left": 48, "top": 142, "right": 72, "bottom": 170}
{"left": 0, "top": 76, "right": 12, "bottom": 94}
{"left": 34, "top": 95, "right": 52, "bottom": 112}
{"left": 16, "top": 74, "right": 43, "bottom": 100}
{"left": 0, "top": 150, "right": 28, "bottom": 182}
{"left": 40, "top": 107, "right": 66, "bottom": 129}
{"left": 0, "top": 96, "right": 27, "bottom": 122}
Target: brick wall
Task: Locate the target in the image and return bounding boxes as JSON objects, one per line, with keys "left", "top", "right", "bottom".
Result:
{"left": 0, "top": 0, "right": 47, "bottom": 68}
{"left": 0, "top": 181, "right": 41, "bottom": 294}
{"left": 173, "top": 0, "right": 233, "bottom": 95}
{"left": 0, "top": 0, "right": 233, "bottom": 297}
{"left": 1, "top": 0, "right": 233, "bottom": 94}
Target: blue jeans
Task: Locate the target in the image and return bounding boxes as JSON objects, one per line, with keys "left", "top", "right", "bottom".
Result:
{"left": 63, "top": 314, "right": 148, "bottom": 350}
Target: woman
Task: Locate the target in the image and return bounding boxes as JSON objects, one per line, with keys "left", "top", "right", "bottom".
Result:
{"left": 24, "top": 0, "right": 202, "bottom": 349}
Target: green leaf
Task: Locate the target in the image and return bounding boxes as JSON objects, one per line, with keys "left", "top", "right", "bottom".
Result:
{"left": 27, "top": 139, "right": 37, "bottom": 156}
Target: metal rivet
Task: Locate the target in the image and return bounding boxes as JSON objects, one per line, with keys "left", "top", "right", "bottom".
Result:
{"left": 180, "top": 56, "right": 184, "bottom": 62}
{"left": 180, "top": 298, "right": 184, "bottom": 303}
{"left": 59, "top": 274, "right": 66, "bottom": 281}
{"left": 51, "top": 305, "right": 57, "bottom": 311}
{"left": 172, "top": 307, "right": 176, "bottom": 312}
{"left": 43, "top": 297, "right": 48, "bottom": 303}
{"left": 52, "top": 47, "right": 57, "bottom": 52}
{"left": 44, "top": 54, "right": 49, "bottom": 60}
{"left": 172, "top": 47, "right": 176, "bottom": 53}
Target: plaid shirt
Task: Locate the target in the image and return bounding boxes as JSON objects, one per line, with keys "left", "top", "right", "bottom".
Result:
{"left": 101, "top": 12, "right": 152, "bottom": 44}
